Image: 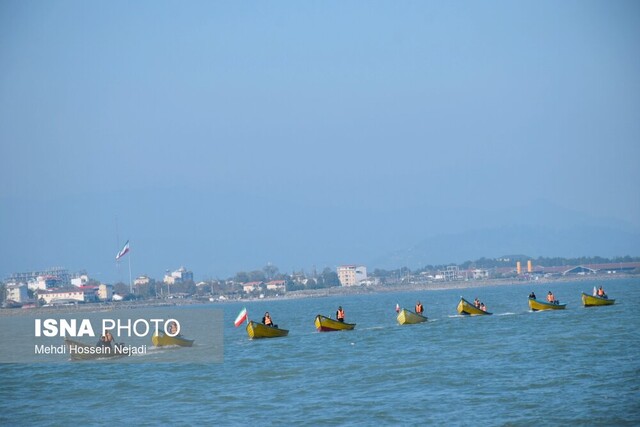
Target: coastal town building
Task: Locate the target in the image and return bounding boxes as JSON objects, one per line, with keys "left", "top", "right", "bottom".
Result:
{"left": 5, "top": 283, "right": 28, "bottom": 303}
{"left": 70, "top": 274, "right": 89, "bottom": 287}
{"left": 134, "top": 276, "right": 151, "bottom": 286}
{"left": 25, "top": 276, "right": 62, "bottom": 291}
{"left": 337, "top": 265, "right": 367, "bottom": 286}
{"left": 97, "top": 284, "right": 114, "bottom": 301}
{"left": 471, "top": 269, "right": 489, "bottom": 280}
{"left": 37, "top": 286, "right": 98, "bottom": 305}
{"left": 243, "top": 282, "right": 262, "bottom": 293}
{"left": 266, "top": 280, "right": 286, "bottom": 292}
{"left": 6, "top": 267, "right": 70, "bottom": 288}
{"left": 436, "top": 266, "right": 461, "bottom": 281}
{"left": 164, "top": 267, "right": 194, "bottom": 285}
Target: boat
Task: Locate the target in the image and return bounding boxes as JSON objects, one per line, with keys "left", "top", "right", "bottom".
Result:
{"left": 63, "top": 338, "right": 128, "bottom": 361}
{"left": 151, "top": 333, "right": 194, "bottom": 347}
{"left": 314, "top": 314, "right": 356, "bottom": 332}
{"left": 528, "top": 298, "right": 567, "bottom": 311}
{"left": 396, "top": 308, "right": 428, "bottom": 325}
{"left": 457, "top": 297, "right": 492, "bottom": 315}
{"left": 246, "top": 320, "right": 289, "bottom": 339}
{"left": 581, "top": 293, "right": 615, "bottom": 307}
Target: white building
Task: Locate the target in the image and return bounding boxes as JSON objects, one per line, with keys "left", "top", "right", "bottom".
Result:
{"left": 6, "top": 283, "right": 28, "bottom": 303}
{"left": 134, "top": 276, "right": 151, "bottom": 286}
{"left": 28, "top": 276, "right": 60, "bottom": 291}
{"left": 337, "top": 265, "right": 368, "bottom": 286}
{"left": 266, "top": 280, "right": 286, "bottom": 292}
{"left": 243, "top": 282, "right": 262, "bottom": 294}
{"left": 164, "top": 267, "right": 194, "bottom": 285}
{"left": 71, "top": 274, "right": 89, "bottom": 287}
{"left": 38, "top": 287, "right": 96, "bottom": 304}
{"left": 472, "top": 269, "right": 489, "bottom": 280}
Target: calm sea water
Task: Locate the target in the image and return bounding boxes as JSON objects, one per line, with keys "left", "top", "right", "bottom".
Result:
{"left": 1, "top": 278, "right": 639, "bottom": 426}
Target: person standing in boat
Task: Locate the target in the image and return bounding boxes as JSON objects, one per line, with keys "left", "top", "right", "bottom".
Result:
{"left": 480, "top": 302, "right": 487, "bottom": 312}
{"left": 547, "top": 291, "right": 557, "bottom": 304}
{"left": 474, "top": 297, "right": 481, "bottom": 308}
{"left": 415, "top": 301, "right": 424, "bottom": 315}
{"left": 336, "top": 306, "right": 345, "bottom": 322}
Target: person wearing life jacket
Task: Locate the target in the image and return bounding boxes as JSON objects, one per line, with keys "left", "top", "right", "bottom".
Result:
{"left": 474, "top": 297, "right": 480, "bottom": 308}
{"left": 262, "top": 312, "right": 274, "bottom": 327}
{"left": 480, "top": 303, "right": 487, "bottom": 312}
{"left": 336, "top": 306, "right": 345, "bottom": 322}
{"left": 415, "top": 301, "right": 424, "bottom": 315}
{"left": 597, "top": 286, "right": 606, "bottom": 298}
{"left": 547, "top": 291, "right": 556, "bottom": 303}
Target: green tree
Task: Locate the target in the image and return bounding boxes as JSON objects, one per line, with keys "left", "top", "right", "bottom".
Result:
{"left": 248, "top": 270, "right": 266, "bottom": 282}
{"left": 263, "top": 264, "right": 279, "bottom": 280}
{"left": 321, "top": 268, "right": 340, "bottom": 287}
{"left": 234, "top": 272, "right": 249, "bottom": 283}
{"left": 113, "top": 282, "right": 129, "bottom": 296}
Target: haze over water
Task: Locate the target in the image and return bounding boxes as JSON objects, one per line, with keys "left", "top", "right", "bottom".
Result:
{"left": 1, "top": 278, "right": 638, "bottom": 425}
{"left": 1, "top": 1, "right": 639, "bottom": 280}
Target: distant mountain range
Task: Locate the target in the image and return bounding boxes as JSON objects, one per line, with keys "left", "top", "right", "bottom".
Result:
{"left": 372, "top": 224, "right": 640, "bottom": 270}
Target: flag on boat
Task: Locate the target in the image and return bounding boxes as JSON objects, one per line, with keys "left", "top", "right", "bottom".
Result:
{"left": 115, "top": 240, "right": 130, "bottom": 260}
{"left": 234, "top": 307, "right": 248, "bottom": 327}
{"left": 395, "top": 303, "right": 400, "bottom": 313}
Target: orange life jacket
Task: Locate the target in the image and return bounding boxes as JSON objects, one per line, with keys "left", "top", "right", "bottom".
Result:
{"left": 547, "top": 294, "right": 554, "bottom": 302}
{"left": 416, "top": 304, "right": 423, "bottom": 313}
{"left": 337, "top": 309, "right": 345, "bottom": 320}
{"left": 264, "top": 316, "right": 272, "bottom": 325}
{"left": 597, "top": 288, "right": 604, "bottom": 296}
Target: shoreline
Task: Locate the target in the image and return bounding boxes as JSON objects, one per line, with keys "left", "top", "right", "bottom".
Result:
{"left": 1, "top": 274, "right": 635, "bottom": 317}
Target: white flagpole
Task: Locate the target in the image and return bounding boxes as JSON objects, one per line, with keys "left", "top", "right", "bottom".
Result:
{"left": 128, "top": 244, "right": 133, "bottom": 294}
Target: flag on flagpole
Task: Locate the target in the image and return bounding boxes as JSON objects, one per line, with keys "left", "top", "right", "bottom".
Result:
{"left": 234, "top": 308, "right": 248, "bottom": 327}
{"left": 115, "top": 240, "right": 130, "bottom": 261}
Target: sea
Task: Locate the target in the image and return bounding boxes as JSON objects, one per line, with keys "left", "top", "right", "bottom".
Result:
{"left": 1, "top": 278, "right": 639, "bottom": 426}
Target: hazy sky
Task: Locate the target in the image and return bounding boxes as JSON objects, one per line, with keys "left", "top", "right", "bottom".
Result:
{"left": 1, "top": 1, "right": 639, "bottom": 281}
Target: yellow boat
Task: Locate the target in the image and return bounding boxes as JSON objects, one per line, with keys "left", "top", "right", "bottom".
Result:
{"left": 528, "top": 298, "right": 566, "bottom": 311}
{"left": 457, "top": 297, "right": 492, "bottom": 315}
{"left": 151, "top": 333, "right": 194, "bottom": 347}
{"left": 581, "top": 293, "right": 615, "bottom": 307}
{"left": 315, "top": 314, "right": 356, "bottom": 332}
{"left": 246, "top": 320, "right": 289, "bottom": 339}
{"left": 396, "top": 308, "right": 428, "bottom": 325}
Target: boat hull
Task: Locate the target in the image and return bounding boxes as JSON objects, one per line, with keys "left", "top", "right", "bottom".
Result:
{"left": 315, "top": 315, "right": 355, "bottom": 331}
{"left": 64, "top": 339, "right": 127, "bottom": 361}
{"left": 397, "top": 308, "right": 428, "bottom": 325}
{"left": 581, "top": 293, "right": 615, "bottom": 307}
{"left": 528, "top": 298, "right": 566, "bottom": 311}
{"left": 457, "top": 298, "right": 492, "bottom": 316}
{"left": 152, "top": 334, "right": 194, "bottom": 347}
{"left": 246, "top": 321, "right": 289, "bottom": 339}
